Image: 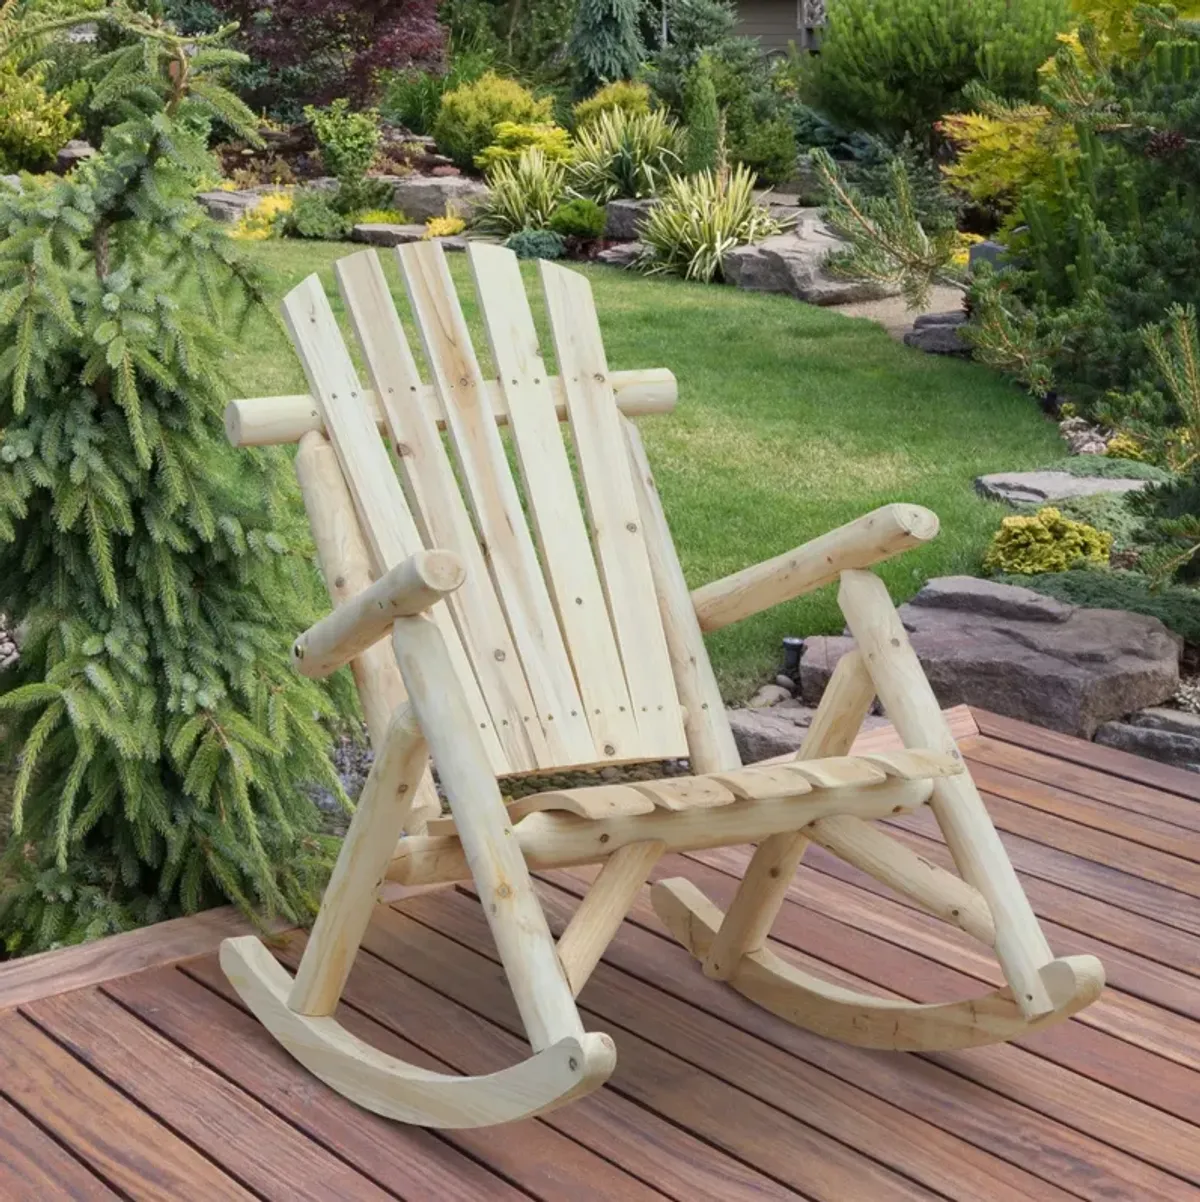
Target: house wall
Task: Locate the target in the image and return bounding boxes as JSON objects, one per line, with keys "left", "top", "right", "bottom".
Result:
{"left": 734, "top": 0, "right": 800, "bottom": 53}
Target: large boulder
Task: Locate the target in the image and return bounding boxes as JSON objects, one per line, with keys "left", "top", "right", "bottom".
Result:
{"left": 390, "top": 175, "right": 488, "bottom": 223}
{"left": 196, "top": 189, "right": 261, "bottom": 223}
{"left": 351, "top": 223, "right": 469, "bottom": 252}
{"left": 1096, "top": 707, "right": 1200, "bottom": 773}
{"left": 723, "top": 210, "right": 899, "bottom": 305}
{"left": 726, "top": 703, "right": 888, "bottom": 762}
{"left": 798, "top": 575, "right": 1179, "bottom": 739}
{"left": 975, "top": 470, "right": 1149, "bottom": 507}
{"left": 596, "top": 240, "right": 645, "bottom": 268}
{"left": 605, "top": 198, "right": 658, "bottom": 240}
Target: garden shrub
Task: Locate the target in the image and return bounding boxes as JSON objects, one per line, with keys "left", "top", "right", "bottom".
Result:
{"left": 1035, "top": 456, "right": 1170, "bottom": 482}
{"left": 572, "top": 79, "right": 651, "bottom": 128}
{"left": 984, "top": 507, "right": 1113, "bottom": 574}
{"left": 230, "top": 191, "right": 294, "bottom": 240}
{"left": 548, "top": 196, "right": 606, "bottom": 238}
{"left": 356, "top": 207, "right": 409, "bottom": 224}
{"left": 0, "top": 7, "right": 344, "bottom": 953}
{"left": 424, "top": 213, "right": 467, "bottom": 237}
{"left": 475, "top": 146, "right": 568, "bottom": 234}
{"left": 732, "top": 115, "right": 796, "bottom": 186}
{"left": 997, "top": 568, "right": 1200, "bottom": 645}
{"left": 639, "top": 163, "right": 782, "bottom": 281}
{"left": 380, "top": 46, "right": 494, "bottom": 136}
{"left": 199, "top": 0, "right": 445, "bottom": 119}
{"left": 475, "top": 121, "right": 574, "bottom": 171}
{"left": 683, "top": 55, "right": 720, "bottom": 175}
{"left": 1024, "top": 493, "right": 1144, "bottom": 550}
{"left": 505, "top": 228, "right": 566, "bottom": 258}
{"left": 284, "top": 188, "right": 350, "bottom": 238}
{"left": 800, "top": 0, "right": 1070, "bottom": 141}
{"left": 568, "top": 108, "right": 684, "bottom": 202}
{"left": 0, "top": 62, "right": 79, "bottom": 173}
{"left": 433, "top": 72, "right": 553, "bottom": 170}
{"left": 305, "top": 99, "right": 380, "bottom": 182}
{"left": 568, "top": 0, "right": 644, "bottom": 98}
{"left": 940, "top": 101, "right": 1077, "bottom": 226}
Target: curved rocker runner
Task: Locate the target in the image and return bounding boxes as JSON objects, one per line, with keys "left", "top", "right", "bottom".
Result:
{"left": 221, "top": 241, "right": 1104, "bottom": 1129}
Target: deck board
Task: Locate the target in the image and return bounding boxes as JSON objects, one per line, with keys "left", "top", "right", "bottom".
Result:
{"left": 2, "top": 707, "right": 1199, "bottom": 1200}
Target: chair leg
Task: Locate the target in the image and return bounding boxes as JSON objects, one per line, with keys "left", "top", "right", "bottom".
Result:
{"left": 289, "top": 704, "right": 428, "bottom": 1017}
{"left": 837, "top": 569, "right": 1057, "bottom": 1016}
{"left": 389, "top": 614, "right": 611, "bottom": 1058}
{"left": 701, "top": 650, "right": 876, "bottom": 980}
{"left": 557, "top": 840, "right": 666, "bottom": 995}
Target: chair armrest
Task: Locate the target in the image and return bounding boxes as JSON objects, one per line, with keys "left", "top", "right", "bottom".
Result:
{"left": 292, "top": 549, "right": 465, "bottom": 678}
{"left": 691, "top": 504, "right": 938, "bottom": 633}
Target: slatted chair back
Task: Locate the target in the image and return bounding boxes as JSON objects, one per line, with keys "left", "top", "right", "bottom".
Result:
{"left": 280, "top": 241, "right": 695, "bottom": 777}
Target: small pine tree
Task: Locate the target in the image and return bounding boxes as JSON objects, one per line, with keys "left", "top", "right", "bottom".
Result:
{"left": 683, "top": 53, "right": 719, "bottom": 174}
{"left": 568, "top": 0, "right": 644, "bottom": 99}
{"left": 0, "top": 3, "right": 347, "bottom": 954}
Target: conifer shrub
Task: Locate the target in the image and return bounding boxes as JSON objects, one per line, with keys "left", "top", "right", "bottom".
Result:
{"left": 983, "top": 507, "right": 1113, "bottom": 574}
{"left": 801, "top": 0, "right": 1070, "bottom": 141}
{"left": 572, "top": 79, "right": 651, "bottom": 129}
{"left": 567, "top": 0, "right": 644, "bottom": 99}
{"left": 683, "top": 55, "right": 720, "bottom": 176}
{"left": 0, "top": 62, "right": 79, "bottom": 173}
{"left": 433, "top": 72, "right": 552, "bottom": 171}
{"left": 548, "top": 196, "right": 606, "bottom": 238}
{"left": 0, "top": 4, "right": 345, "bottom": 953}
{"left": 505, "top": 228, "right": 566, "bottom": 258}
{"left": 474, "top": 121, "right": 574, "bottom": 171}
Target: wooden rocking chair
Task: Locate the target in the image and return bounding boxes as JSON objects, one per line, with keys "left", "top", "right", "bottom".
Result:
{"left": 219, "top": 242, "right": 1104, "bottom": 1130}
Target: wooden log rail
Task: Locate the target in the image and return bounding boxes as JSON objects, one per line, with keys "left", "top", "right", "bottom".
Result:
{"left": 225, "top": 368, "right": 677, "bottom": 448}
{"left": 388, "top": 775, "right": 937, "bottom": 887}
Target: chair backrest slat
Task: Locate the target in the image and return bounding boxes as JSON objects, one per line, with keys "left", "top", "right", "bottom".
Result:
{"left": 468, "top": 244, "right": 643, "bottom": 764}
{"left": 538, "top": 261, "right": 689, "bottom": 759}
{"left": 280, "top": 272, "right": 509, "bottom": 774}
{"left": 336, "top": 250, "right": 546, "bottom": 773}
{"left": 396, "top": 243, "right": 596, "bottom": 769}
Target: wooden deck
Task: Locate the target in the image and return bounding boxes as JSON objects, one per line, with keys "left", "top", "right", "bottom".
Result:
{"left": 2, "top": 706, "right": 1198, "bottom": 1201}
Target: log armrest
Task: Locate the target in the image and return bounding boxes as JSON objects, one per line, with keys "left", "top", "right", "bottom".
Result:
{"left": 291, "top": 549, "right": 466, "bottom": 678}
{"left": 690, "top": 503, "right": 939, "bottom": 633}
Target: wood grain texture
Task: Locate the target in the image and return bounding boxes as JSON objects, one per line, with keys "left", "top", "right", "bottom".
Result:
{"left": 0, "top": 1009, "right": 252, "bottom": 1201}
{"left": 280, "top": 271, "right": 505, "bottom": 771}
{"left": 470, "top": 243, "right": 641, "bottom": 764}
{"left": 27, "top": 989, "right": 393, "bottom": 1201}
{"left": 0, "top": 1095, "right": 117, "bottom": 1201}
{"left": 371, "top": 899, "right": 932, "bottom": 1202}
{"left": 540, "top": 261, "right": 687, "bottom": 758}
{"left": 336, "top": 248, "right": 549, "bottom": 772}
{"left": 109, "top": 965, "right": 528, "bottom": 1202}
{"left": 397, "top": 242, "right": 594, "bottom": 767}
{"left": 225, "top": 367, "right": 678, "bottom": 447}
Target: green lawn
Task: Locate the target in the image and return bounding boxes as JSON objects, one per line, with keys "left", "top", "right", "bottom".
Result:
{"left": 232, "top": 240, "right": 1062, "bottom": 699}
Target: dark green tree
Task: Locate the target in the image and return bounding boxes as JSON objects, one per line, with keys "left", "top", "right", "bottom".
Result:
{"left": 683, "top": 52, "right": 719, "bottom": 174}
{"left": 0, "top": 3, "right": 346, "bottom": 953}
{"left": 568, "top": 0, "right": 644, "bottom": 98}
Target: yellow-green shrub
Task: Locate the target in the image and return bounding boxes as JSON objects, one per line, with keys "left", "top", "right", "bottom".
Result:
{"left": 572, "top": 80, "right": 651, "bottom": 129}
{"left": 0, "top": 63, "right": 79, "bottom": 173}
{"left": 230, "top": 191, "right": 293, "bottom": 240}
{"left": 433, "top": 73, "right": 553, "bottom": 171}
{"left": 1105, "top": 431, "right": 1145, "bottom": 461}
{"left": 475, "top": 122, "right": 573, "bottom": 171}
{"left": 983, "top": 507, "right": 1113, "bottom": 574}
{"left": 424, "top": 213, "right": 466, "bottom": 238}
{"left": 941, "top": 105, "right": 1077, "bottom": 221}
{"left": 355, "top": 207, "right": 409, "bottom": 224}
